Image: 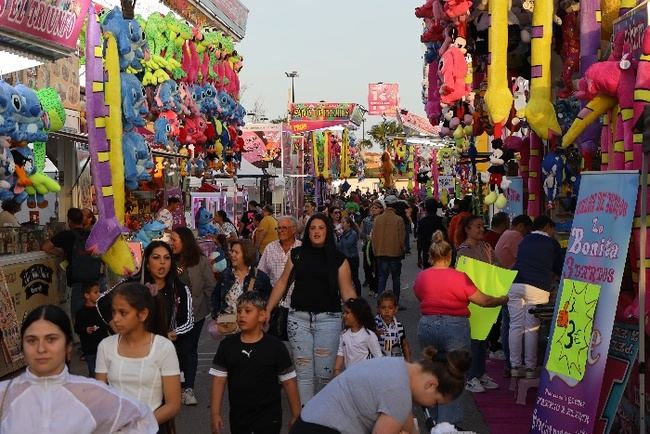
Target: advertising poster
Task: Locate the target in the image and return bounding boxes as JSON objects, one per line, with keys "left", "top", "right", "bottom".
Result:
{"left": 368, "top": 83, "right": 399, "bottom": 116}
{"left": 240, "top": 124, "right": 284, "bottom": 169}
{"left": 594, "top": 322, "right": 640, "bottom": 433}
{"left": 289, "top": 103, "right": 357, "bottom": 133}
{"left": 531, "top": 171, "right": 639, "bottom": 434}
{"left": 438, "top": 175, "right": 455, "bottom": 200}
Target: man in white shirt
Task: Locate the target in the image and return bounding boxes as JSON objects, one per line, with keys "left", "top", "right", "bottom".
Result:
{"left": 257, "top": 216, "right": 301, "bottom": 307}
{"left": 156, "top": 197, "right": 181, "bottom": 233}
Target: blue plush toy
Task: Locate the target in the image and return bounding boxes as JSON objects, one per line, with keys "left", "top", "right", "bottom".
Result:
{"left": 0, "top": 81, "right": 21, "bottom": 142}
{"left": 155, "top": 80, "right": 179, "bottom": 112}
{"left": 216, "top": 90, "right": 236, "bottom": 121}
{"left": 196, "top": 206, "right": 220, "bottom": 237}
{"left": 13, "top": 84, "right": 47, "bottom": 143}
{"left": 121, "top": 73, "right": 147, "bottom": 131}
{"left": 542, "top": 152, "right": 564, "bottom": 207}
{"left": 209, "top": 248, "right": 228, "bottom": 273}
{"left": 133, "top": 220, "right": 166, "bottom": 249}
{"left": 102, "top": 7, "right": 147, "bottom": 71}
{"left": 201, "top": 83, "right": 219, "bottom": 116}
{"left": 154, "top": 117, "right": 171, "bottom": 147}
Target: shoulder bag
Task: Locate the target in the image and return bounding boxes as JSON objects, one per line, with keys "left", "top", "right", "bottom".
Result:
{"left": 215, "top": 268, "right": 257, "bottom": 335}
{"left": 268, "top": 248, "right": 300, "bottom": 341}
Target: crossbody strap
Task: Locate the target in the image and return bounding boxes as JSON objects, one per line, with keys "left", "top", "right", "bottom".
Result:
{"left": 246, "top": 268, "right": 257, "bottom": 292}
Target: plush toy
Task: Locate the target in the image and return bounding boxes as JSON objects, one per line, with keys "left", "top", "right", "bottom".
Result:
{"left": 12, "top": 84, "right": 47, "bottom": 144}
{"left": 102, "top": 7, "right": 147, "bottom": 71}
{"left": 380, "top": 151, "right": 395, "bottom": 189}
{"left": 154, "top": 80, "right": 179, "bottom": 112}
{"left": 541, "top": 151, "right": 564, "bottom": 209}
{"left": 517, "top": 0, "right": 562, "bottom": 140}
{"left": 484, "top": 139, "right": 513, "bottom": 209}
{"left": 196, "top": 206, "right": 220, "bottom": 237}
{"left": 439, "top": 46, "right": 468, "bottom": 106}
{"left": 484, "top": 0, "right": 513, "bottom": 137}
{"left": 557, "top": 2, "right": 580, "bottom": 98}
{"left": 209, "top": 248, "right": 228, "bottom": 273}
{"left": 87, "top": 10, "right": 136, "bottom": 276}
{"left": 216, "top": 90, "right": 237, "bottom": 121}
{"left": 0, "top": 81, "right": 21, "bottom": 146}
{"left": 133, "top": 220, "right": 166, "bottom": 249}
{"left": 179, "top": 115, "right": 208, "bottom": 147}
{"left": 201, "top": 83, "right": 219, "bottom": 115}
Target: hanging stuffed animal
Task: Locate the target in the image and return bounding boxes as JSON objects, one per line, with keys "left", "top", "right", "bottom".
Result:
{"left": 484, "top": 138, "right": 513, "bottom": 209}
{"left": 380, "top": 150, "right": 395, "bottom": 189}
{"left": 439, "top": 45, "right": 468, "bottom": 106}
{"left": 196, "top": 206, "right": 220, "bottom": 237}
{"left": 541, "top": 151, "right": 564, "bottom": 209}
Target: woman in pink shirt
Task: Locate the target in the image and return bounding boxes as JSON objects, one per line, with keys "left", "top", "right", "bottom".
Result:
{"left": 414, "top": 231, "right": 507, "bottom": 425}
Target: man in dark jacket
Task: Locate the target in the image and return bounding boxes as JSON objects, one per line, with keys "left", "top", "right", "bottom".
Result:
{"left": 416, "top": 199, "right": 447, "bottom": 268}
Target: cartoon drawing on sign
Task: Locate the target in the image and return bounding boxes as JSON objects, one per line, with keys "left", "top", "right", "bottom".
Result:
{"left": 546, "top": 279, "right": 600, "bottom": 381}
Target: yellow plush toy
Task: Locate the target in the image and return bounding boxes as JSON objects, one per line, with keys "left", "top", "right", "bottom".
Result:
{"left": 484, "top": 0, "right": 513, "bottom": 136}
{"left": 100, "top": 33, "right": 136, "bottom": 277}
{"left": 518, "top": 0, "right": 562, "bottom": 140}
{"left": 562, "top": 94, "right": 617, "bottom": 147}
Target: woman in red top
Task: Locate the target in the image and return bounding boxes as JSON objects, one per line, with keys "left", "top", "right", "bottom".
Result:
{"left": 414, "top": 230, "right": 506, "bottom": 426}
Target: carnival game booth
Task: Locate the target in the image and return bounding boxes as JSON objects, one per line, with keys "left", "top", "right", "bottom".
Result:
{"left": 413, "top": 0, "right": 649, "bottom": 431}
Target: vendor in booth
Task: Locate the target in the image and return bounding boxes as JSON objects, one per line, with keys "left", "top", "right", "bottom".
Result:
{"left": 0, "top": 199, "right": 22, "bottom": 228}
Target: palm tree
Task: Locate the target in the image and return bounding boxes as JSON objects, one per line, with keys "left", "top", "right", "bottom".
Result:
{"left": 357, "top": 138, "right": 374, "bottom": 149}
{"left": 368, "top": 120, "right": 403, "bottom": 151}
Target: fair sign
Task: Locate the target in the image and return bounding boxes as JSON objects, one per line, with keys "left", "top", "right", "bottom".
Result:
{"left": 0, "top": 0, "right": 90, "bottom": 52}
{"left": 531, "top": 171, "right": 639, "bottom": 434}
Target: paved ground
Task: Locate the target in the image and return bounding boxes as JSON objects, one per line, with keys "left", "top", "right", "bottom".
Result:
{"left": 70, "top": 241, "right": 492, "bottom": 433}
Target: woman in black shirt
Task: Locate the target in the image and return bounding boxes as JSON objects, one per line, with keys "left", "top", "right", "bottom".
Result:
{"left": 266, "top": 213, "right": 356, "bottom": 405}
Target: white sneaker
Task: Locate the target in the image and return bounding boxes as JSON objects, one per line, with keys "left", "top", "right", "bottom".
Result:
{"left": 465, "top": 377, "right": 485, "bottom": 393}
{"left": 525, "top": 368, "right": 540, "bottom": 379}
{"left": 489, "top": 350, "right": 506, "bottom": 360}
{"left": 479, "top": 374, "right": 499, "bottom": 389}
{"left": 182, "top": 388, "right": 198, "bottom": 405}
{"left": 511, "top": 366, "right": 526, "bottom": 378}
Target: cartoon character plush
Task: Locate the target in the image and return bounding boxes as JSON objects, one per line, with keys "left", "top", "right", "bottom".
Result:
{"left": 121, "top": 73, "right": 147, "bottom": 131}
{"left": 12, "top": 84, "right": 47, "bottom": 144}
{"left": 179, "top": 115, "right": 208, "bottom": 147}
{"left": 380, "top": 151, "right": 395, "bottom": 189}
{"left": 209, "top": 248, "right": 228, "bottom": 273}
{"left": 438, "top": 46, "right": 468, "bottom": 106}
{"left": 154, "top": 80, "right": 179, "bottom": 112}
{"left": 102, "top": 7, "right": 147, "bottom": 71}
{"left": 196, "top": 206, "right": 220, "bottom": 237}
{"left": 484, "top": 138, "right": 513, "bottom": 208}
{"left": 216, "top": 90, "right": 237, "bottom": 121}
{"left": 201, "top": 83, "right": 219, "bottom": 115}
{"left": 0, "top": 81, "right": 21, "bottom": 146}
{"left": 542, "top": 151, "right": 564, "bottom": 208}
{"left": 133, "top": 220, "right": 166, "bottom": 249}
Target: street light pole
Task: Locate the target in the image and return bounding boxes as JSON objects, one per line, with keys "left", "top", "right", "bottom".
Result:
{"left": 285, "top": 71, "right": 299, "bottom": 104}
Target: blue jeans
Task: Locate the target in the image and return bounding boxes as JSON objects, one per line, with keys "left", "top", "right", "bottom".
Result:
{"left": 469, "top": 339, "right": 487, "bottom": 380}
{"left": 376, "top": 256, "right": 402, "bottom": 300}
{"left": 288, "top": 310, "right": 342, "bottom": 404}
{"left": 417, "top": 315, "right": 470, "bottom": 425}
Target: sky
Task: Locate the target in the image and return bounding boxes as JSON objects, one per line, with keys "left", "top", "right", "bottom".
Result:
{"left": 236, "top": 0, "right": 426, "bottom": 128}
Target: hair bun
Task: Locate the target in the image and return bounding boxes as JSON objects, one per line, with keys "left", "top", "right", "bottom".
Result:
{"left": 432, "top": 230, "right": 444, "bottom": 244}
{"left": 421, "top": 346, "right": 438, "bottom": 361}
{"left": 446, "top": 349, "right": 471, "bottom": 379}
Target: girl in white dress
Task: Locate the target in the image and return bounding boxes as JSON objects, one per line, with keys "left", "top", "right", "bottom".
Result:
{"left": 96, "top": 282, "right": 181, "bottom": 434}
{"left": 0, "top": 304, "right": 157, "bottom": 434}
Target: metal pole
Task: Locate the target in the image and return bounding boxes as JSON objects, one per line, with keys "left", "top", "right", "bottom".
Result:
{"left": 291, "top": 77, "right": 295, "bottom": 104}
{"left": 639, "top": 106, "right": 649, "bottom": 433}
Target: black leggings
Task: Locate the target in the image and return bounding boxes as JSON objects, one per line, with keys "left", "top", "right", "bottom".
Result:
{"left": 173, "top": 318, "right": 204, "bottom": 389}
{"left": 289, "top": 418, "right": 341, "bottom": 434}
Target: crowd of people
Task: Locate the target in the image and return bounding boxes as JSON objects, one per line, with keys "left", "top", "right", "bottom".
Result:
{"left": 0, "top": 188, "right": 564, "bottom": 433}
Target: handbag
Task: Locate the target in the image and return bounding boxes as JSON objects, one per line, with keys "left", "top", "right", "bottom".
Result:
{"left": 215, "top": 269, "right": 258, "bottom": 336}
{"left": 268, "top": 248, "right": 300, "bottom": 341}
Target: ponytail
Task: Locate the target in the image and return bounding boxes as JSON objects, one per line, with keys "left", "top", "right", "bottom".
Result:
{"left": 428, "top": 230, "right": 452, "bottom": 264}
{"left": 419, "top": 346, "right": 470, "bottom": 400}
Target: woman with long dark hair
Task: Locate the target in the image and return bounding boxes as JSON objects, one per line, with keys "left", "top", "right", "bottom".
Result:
{"left": 171, "top": 227, "right": 216, "bottom": 406}
{"left": 266, "top": 213, "right": 357, "bottom": 404}
{"left": 0, "top": 304, "right": 157, "bottom": 433}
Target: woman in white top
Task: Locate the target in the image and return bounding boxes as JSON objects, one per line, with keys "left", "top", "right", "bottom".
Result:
{"left": 0, "top": 304, "right": 157, "bottom": 434}
{"left": 96, "top": 282, "right": 181, "bottom": 433}
{"left": 213, "top": 210, "right": 238, "bottom": 242}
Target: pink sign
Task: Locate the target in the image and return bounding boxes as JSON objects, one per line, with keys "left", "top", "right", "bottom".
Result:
{"left": 368, "top": 83, "right": 399, "bottom": 116}
{"left": 0, "top": 0, "right": 90, "bottom": 51}
{"left": 398, "top": 109, "right": 439, "bottom": 135}
{"left": 241, "top": 128, "right": 282, "bottom": 169}
{"left": 212, "top": 0, "right": 249, "bottom": 32}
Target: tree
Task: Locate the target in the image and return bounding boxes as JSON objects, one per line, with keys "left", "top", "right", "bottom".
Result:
{"left": 368, "top": 120, "right": 403, "bottom": 151}
{"left": 357, "top": 139, "right": 374, "bottom": 149}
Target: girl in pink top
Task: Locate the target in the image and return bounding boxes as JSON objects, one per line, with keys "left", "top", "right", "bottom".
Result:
{"left": 414, "top": 230, "right": 506, "bottom": 425}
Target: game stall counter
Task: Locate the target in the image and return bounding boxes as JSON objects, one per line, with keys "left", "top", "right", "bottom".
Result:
{"left": 0, "top": 251, "right": 64, "bottom": 377}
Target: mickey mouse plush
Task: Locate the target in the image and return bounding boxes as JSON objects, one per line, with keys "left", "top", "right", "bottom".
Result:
{"left": 484, "top": 138, "right": 513, "bottom": 208}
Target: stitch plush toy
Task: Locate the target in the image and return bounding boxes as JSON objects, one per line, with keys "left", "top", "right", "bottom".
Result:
{"left": 13, "top": 84, "right": 47, "bottom": 144}
{"left": 102, "top": 7, "right": 147, "bottom": 71}
{"left": 196, "top": 206, "right": 220, "bottom": 237}
{"left": 154, "top": 80, "right": 179, "bottom": 112}
{"left": 133, "top": 220, "right": 166, "bottom": 249}
{"left": 0, "top": 81, "right": 21, "bottom": 147}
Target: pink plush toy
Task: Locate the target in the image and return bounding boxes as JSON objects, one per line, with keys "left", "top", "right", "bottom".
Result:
{"left": 439, "top": 45, "right": 468, "bottom": 106}
{"left": 443, "top": 0, "right": 471, "bottom": 20}
{"left": 426, "top": 63, "right": 442, "bottom": 122}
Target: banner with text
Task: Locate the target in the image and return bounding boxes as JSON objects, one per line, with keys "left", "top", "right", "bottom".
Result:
{"left": 0, "top": 0, "right": 90, "bottom": 51}
{"left": 531, "top": 171, "right": 639, "bottom": 434}
{"left": 289, "top": 103, "right": 358, "bottom": 133}
{"left": 368, "top": 83, "right": 399, "bottom": 116}
{"left": 594, "top": 322, "right": 640, "bottom": 433}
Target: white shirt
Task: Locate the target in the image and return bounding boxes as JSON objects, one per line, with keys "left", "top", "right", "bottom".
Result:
{"left": 156, "top": 208, "right": 173, "bottom": 231}
{"left": 0, "top": 367, "right": 157, "bottom": 434}
{"left": 257, "top": 239, "right": 302, "bottom": 308}
{"left": 219, "top": 221, "right": 238, "bottom": 238}
{"left": 337, "top": 327, "right": 383, "bottom": 368}
{"left": 95, "top": 334, "right": 180, "bottom": 410}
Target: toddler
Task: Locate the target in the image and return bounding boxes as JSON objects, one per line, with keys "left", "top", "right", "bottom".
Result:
{"left": 73, "top": 281, "right": 109, "bottom": 377}
{"left": 375, "top": 292, "right": 411, "bottom": 361}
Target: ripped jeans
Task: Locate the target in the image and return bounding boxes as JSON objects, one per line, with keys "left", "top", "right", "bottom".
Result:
{"left": 288, "top": 309, "right": 342, "bottom": 405}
